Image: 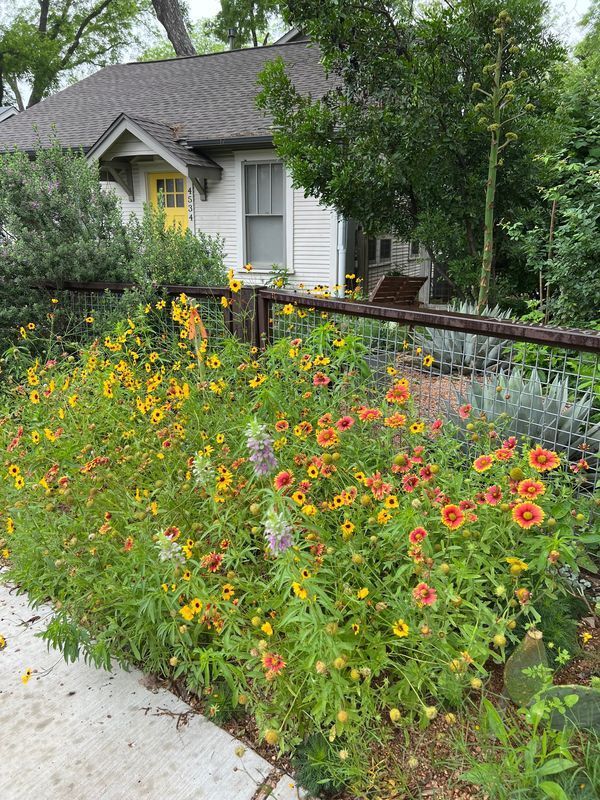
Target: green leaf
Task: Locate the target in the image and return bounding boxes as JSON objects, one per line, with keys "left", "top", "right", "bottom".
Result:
{"left": 550, "top": 502, "right": 571, "bottom": 519}
{"left": 536, "top": 758, "right": 577, "bottom": 777}
{"left": 483, "top": 699, "right": 509, "bottom": 745}
{"left": 540, "top": 781, "right": 571, "bottom": 799}
{"left": 563, "top": 694, "right": 579, "bottom": 708}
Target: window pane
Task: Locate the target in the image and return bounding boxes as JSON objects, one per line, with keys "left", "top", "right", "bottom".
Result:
{"left": 166, "top": 194, "right": 175, "bottom": 208}
{"left": 380, "top": 238, "right": 392, "bottom": 260}
{"left": 245, "top": 164, "right": 256, "bottom": 214}
{"left": 156, "top": 179, "right": 164, "bottom": 192}
{"left": 271, "top": 164, "right": 283, "bottom": 214}
{"left": 175, "top": 194, "right": 184, "bottom": 208}
{"left": 175, "top": 178, "right": 184, "bottom": 193}
{"left": 247, "top": 216, "right": 284, "bottom": 265}
{"left": 166, "top": 178, "right": 174, "bottom": 193}
{"left": 368, "top": 238, "right": 376, "bottom": 261}
{"left": 410, "top": 240, "right": 420, "bottom": 256}
{"left": 258, "top": 164, "right": 271, "bottom": 214}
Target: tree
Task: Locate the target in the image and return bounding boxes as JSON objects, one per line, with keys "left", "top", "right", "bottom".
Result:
{"left": 149, "top": 0, "right": 196, "bottom": 56}
{"left": 257, "top": 0, "right": 564, "bottom": 304}
{"left": 139, "top": 18, "right": 221, "bottom": 61}
{"left": 0, "top": 0, "right": 143, "bottom": 109}
{"left": 576, "top": 0, "right": 600, "bottom": 77}
{"left": 210, "top": 0, "right": 281, "bottom": 48}
{"left": 501, "top": 3, "right": 600, "bottom": 326}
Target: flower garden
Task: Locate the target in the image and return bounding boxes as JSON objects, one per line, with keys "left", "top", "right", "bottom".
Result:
{"left": 1, "top": 292, "right": 599, "bottom": 799}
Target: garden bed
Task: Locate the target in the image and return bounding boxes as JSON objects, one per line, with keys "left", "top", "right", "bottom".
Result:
{"left": 1, "top": 294, "right": 599, "bottom": 799}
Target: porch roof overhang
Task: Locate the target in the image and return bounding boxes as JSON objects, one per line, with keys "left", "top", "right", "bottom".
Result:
{"left": 86, "top": 113, "right": 222, "bottom": 201}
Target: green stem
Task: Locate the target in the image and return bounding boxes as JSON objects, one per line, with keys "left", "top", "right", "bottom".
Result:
{"left": 478, "top": 30, "right": 504, "bottom": 313}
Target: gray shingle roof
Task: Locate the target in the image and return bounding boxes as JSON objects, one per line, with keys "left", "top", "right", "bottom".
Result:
{"left": 98, "top": 114, "right": 221, "bottom": 170}
{"left": 0, "top": 42, "right": 328, "bottom": 153}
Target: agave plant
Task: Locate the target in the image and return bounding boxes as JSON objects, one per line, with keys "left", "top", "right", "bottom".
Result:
{"left": 412, "top": 300, "right": 513, "bottom": 375}
{"left": 454, "top": 367, "right": 600, "bottom": 457}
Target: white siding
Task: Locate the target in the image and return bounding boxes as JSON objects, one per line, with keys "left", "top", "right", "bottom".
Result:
{"left": 291, "top": 189, "right": 336, "bottom": 289}
{"left": 193, "top": 152, "right": 238, "bottom": 271}
{"left": 103, "top": 133, "right": 155, "bottom": 159}
{"left": 100, "top": 161, "right": 146, "bottom": 220}
{"left": 196, "top": 147, "right": 336, "bottom": 289}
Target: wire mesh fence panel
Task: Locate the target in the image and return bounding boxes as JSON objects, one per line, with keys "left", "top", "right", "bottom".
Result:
{"left": 269, "top": 299, "right": 600, "bottom": 487}
{"left": 38, "top": 288, "right": 230, "bottom": 345}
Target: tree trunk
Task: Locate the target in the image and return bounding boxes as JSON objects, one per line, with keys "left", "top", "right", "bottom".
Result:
{"left": 9, "top": 77, "right": 26, "bottom": 112}
{"left": 248, "top": 4, "right": 259, "bottom": 47}
{"left": 151, "top": 0, "right": 197, "bottom": 57}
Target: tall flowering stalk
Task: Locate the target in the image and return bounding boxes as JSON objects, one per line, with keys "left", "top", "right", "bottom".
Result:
{"left": 263, "top": 507, "right": 293, "bottom": 555}
{"left": 246, "top": 420, "right": 277, "bottom": 476}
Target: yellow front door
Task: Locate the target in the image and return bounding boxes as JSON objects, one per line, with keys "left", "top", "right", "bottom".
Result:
{"left": 148, "top": 173, "right": 188, "bottom": 230}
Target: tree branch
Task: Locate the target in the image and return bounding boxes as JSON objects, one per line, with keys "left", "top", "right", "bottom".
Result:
{"left": 59, "top": 0, "right": 115, "bottom": 70}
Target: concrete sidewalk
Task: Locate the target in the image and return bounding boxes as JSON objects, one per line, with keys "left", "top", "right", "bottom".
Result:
{"left": 0, "top": 579, "right": 305, "bottom": 800}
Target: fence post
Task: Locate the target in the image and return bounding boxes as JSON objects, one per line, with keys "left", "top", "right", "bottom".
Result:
{"left": 256, "top": 289, "right": 271, "bottom": 348}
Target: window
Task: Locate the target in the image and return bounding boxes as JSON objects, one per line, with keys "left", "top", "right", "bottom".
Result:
{"left": 368, "top": 238, "right": 377, "bottom": 262}
{"left": 410, "top": 240, "right": 420, "bottom": 257}
{"left": 379, "top": 238, "right": 392, "bottom": 261}
{"left": 149, "top": 173, "right": 187, "bottom": 230}
{"left": 368, "top": 237, "right": 392, "bottom": 263}
{"left": 244, "top": 161, "right": 284, "bottom": 268}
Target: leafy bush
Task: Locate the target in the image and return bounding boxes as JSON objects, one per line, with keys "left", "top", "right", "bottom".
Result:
{"left": 411, "top": 300, "right": 513, "bottom": 375}
{"left": 504, "top": 134, "right": 600, "bottom": 328}
{"left": 0, "top": 296, "right": 595, "bottom": 782}
{"left": 127, "top": 203, "right": 226, "bottom": 288}
{"left": 0, "top": 140, "right": 133, "bottom": 345}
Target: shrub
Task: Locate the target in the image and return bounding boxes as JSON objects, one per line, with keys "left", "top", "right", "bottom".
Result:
{"left": 0, "top": 297, "right": 595, "bottom": 779}
{"left": 127, "top": 203, "right": 226, "bottom": 288}
{"left": 0, "top": 140, "right": 132, "bottom": 345}
{"left": 454, "top": 367, "right": 600, "bottom": 461}
{"left": 0, "top": 141, "right": 226, "bottom": 350}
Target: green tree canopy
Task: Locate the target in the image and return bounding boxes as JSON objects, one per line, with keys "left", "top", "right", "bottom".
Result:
{"left": 0, "top": 0, "right": 144, "bottom": 109}
{"left": 257, "top": 0, "right": 565, "bottom": 302}
{"left": 139, "top": 18, "right": 222, "bottom": 61}
{"left": 209, "top": 0, "right": 282, "bottom": 48}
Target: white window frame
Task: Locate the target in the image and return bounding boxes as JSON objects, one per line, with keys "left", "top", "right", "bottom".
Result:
{"left": 235, "top": 150, "right": 294, "bottom": 274}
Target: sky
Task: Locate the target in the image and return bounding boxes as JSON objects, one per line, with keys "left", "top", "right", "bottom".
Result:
{"left": 186, "top": 0, "right": 593, "bottom": 45}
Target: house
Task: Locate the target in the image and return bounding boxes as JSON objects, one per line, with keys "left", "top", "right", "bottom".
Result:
{"left": 0, "top": 106, "right": 18, "bottom": 123}
{"left": 0, "top": 37, "right": 431, "bottom": 299}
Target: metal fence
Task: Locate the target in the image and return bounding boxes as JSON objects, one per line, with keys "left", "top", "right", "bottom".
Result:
{"left": 36, "top": 281, "right": 231, "bottom": 343}
{"left": 259, "top": 289, "right": 600, "bottom": 485}
{"left": 35, "top": 281, "right": 600, "bottom": 485}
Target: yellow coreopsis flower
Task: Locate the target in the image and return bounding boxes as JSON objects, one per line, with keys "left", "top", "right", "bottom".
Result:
{"left": 292, "top": 582, "right": 308, "bottom": 600}
{"left": 393, "top": 619, "right": 409, "bottom": 638}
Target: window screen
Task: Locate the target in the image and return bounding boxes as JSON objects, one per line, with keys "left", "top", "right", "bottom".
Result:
{"left": 368, "top": 238, "right": 377, "bottom": 262}
{"left": 379, "top": 238, "right": 392, "bottom": 260}
{"left": 244, "top": 162, "right": 285, "bottom": 267}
